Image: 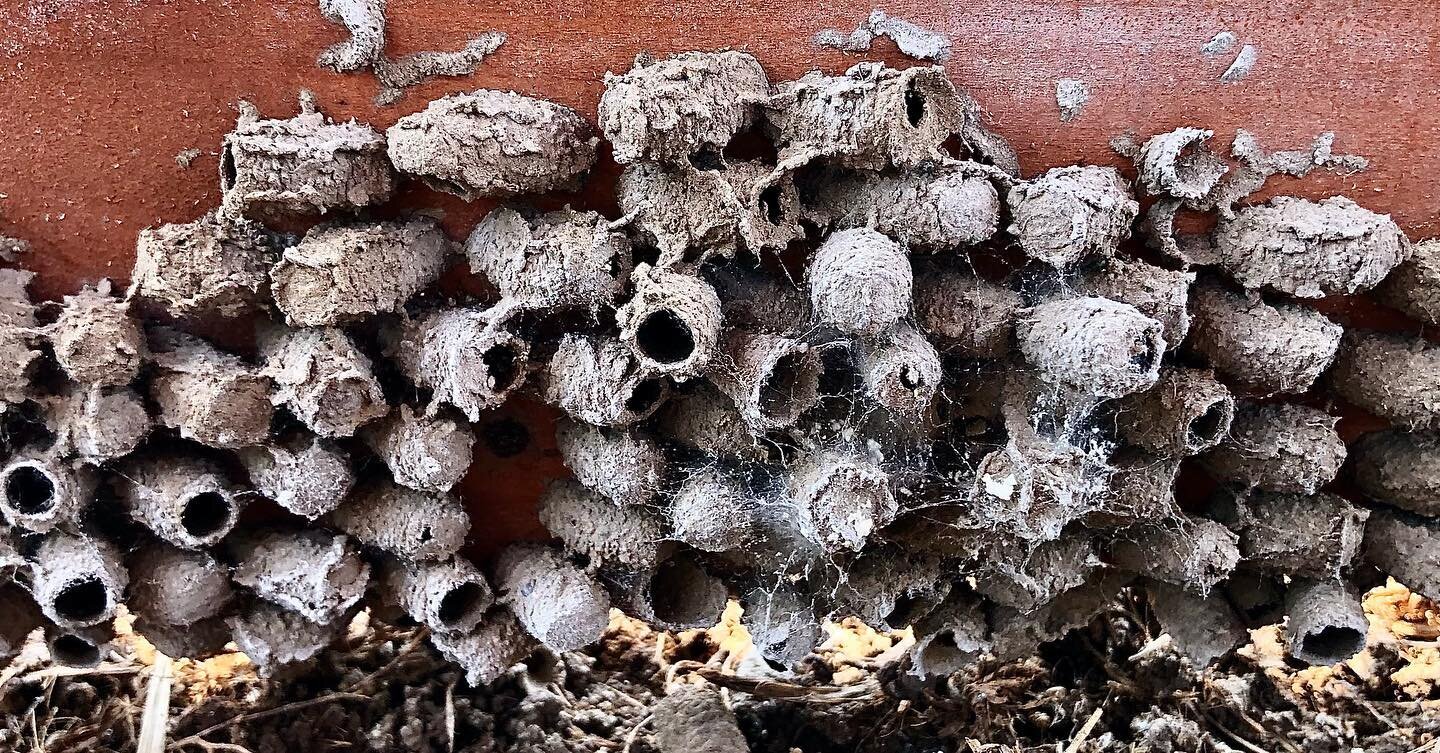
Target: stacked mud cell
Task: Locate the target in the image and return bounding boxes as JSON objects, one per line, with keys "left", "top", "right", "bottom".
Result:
{"left": 2, "top": 52, "right": 1438, "bottom": 685}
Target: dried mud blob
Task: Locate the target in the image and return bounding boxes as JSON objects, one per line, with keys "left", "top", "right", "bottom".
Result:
{"left": 116, "top": 454, "right": 244, "bottom": 549}
{"left": 260, "top": 326, "right": 389, "bottom": 438}
{"left": 1017, "top": 297, "right": 1165, "bottom": 399}
{"left": 230, "top": 528, "right": 370, "bottom": 624}
{"left": 45, "top": 386, "right": 151, "bottom": 464}
{"left": 1199, "top": 402, "right": 1346, "bottom": 494}
{"left": 804, "top": 163, "right": 1001, "bottom": 251}
{"left": 598, "top": 50, "right": 769, "bottom": 165}
{"left": 653, "top": 383, "right": 768, "bottom": 462}
{"left": 465, "top": 206, "right": 632, "bottom": 312}
{"left": 554, "top": 419, "right": 664, "bottom": 506}
{"left": 766, "top": 63, "right": 965, "bottom": 171}
{"left": 48, "top": 280, "right": 145, "bottom": 387}
{"left": 494, "top": 544, "right": 610, "bottom": 652}
{"left": 860, "top": 322, "right": 943, "bottom": 420}
{"left": 913, "top": 269, "right": 1021, "bottom": 359}
{"left": 429, "top": 608, "right": 538, "bottom": 686}
{"left": 651, "top": 683, "right": 750, "bottom": 753}
{"left": 969, "top": 436, "right": 1104, "bottom": 543}
{"left": 1074, "top": 256, "right": 1195, "bottom": 349}
{"left": 221, "top": 93, "right": 394, "bottom": 218}
{"left": 1351, "top": 430, "right": 1440, "bottom": 516}
{"left": 807, "top": 228, "right": 912, "bottom": 338}
{"left": 146, "top": 328, "right": 275, "bottom": 449}
{"left": 1232, "top": 490, "right": 1367, "bottom": 579}
{"left": 127, "top": 543, "right": 234, "bottom": 627}
{"left": 741, "top": 583, "right": 823, "bottom": 667}
{"left": 327, "top": 481, "right": 469, "bottom": 561}
{"left": 1213, "top": 195, "right": 1411, "bottom": 298}
{"left": 387, "top": 89, "right": 598, "bottom": 199}
{"left": 788, "top": 449, "right": 897, "bottom": 553}
{"left": 1283, "top": 578, "right": 1368, "bottom": 666}
{"left": 239, "top": 435, "right": 355, "bottom": 519}
{"left": 909, "top": 594, "right": 991, "bottom": 678}
{"left": 668, "top": 466, "right": 758, "bottom": 552}
{"left": 1186, "top": 279, "right": 1343, "bottom": 395}
{"left": 31, "top": 533, "right": 128, "bottom": 629}
{"left": 1362, "top": 510, "right": 1439, "bottom": 599}
{"left": 1328, "top": 331, "right": 1440, "bottom": 429}
{"left": 0, "top": 269, "right": 40, "bottom": 410}
{"left": 1007, "top": 165, "right": 1139, "bottom": 267}
{"left": 382, "top": 556, "right": 494, "bottom": 635}
{"left": 536, "top": 479, "right": 664, "bottom": 568}
{"left": 707, "top": 329, "right": 822, "bottom": 431}
{"left": 227, "top": 600, "right": 343, "bottom": 673}
{"left": 616, "top": 162, "right": 742, "bottom": 266}
{"left": 0, "top": 452, "right": 95, "bottom": 532}
{"left": 1135, "top": 127, "right": 1229, "bottom": 201}
{"left": 1378, "top": 237, "right": 1440, "bottom": 324}
{"left": 270, "top": 218, "right": 452, "bottom": 327}
{"left": 389, "top": 307, "right": 529, "bottom": 422}
{"left": 617, "top": 264, "right": 722, "bottom": 380}
{"left": 128, "top": 210, "right": 277, "bottom": 319}
{"left": 362, "top": 406, "right": 474, "bottom": 493}
{"left": 1144, "top": 581, "right": 1247, "bottom": 667}
{"left": 544, "top": 334, "right": 670, "bottom": 427}
{"left": 1112, "top": 367, "right": 1234, "bottom": 456}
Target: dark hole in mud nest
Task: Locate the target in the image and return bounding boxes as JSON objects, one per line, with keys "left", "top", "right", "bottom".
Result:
{"left": 482, "top": 344, "right": 520, "bottom": 391}
{"left": 181, "top": 492, "right": 232, "bottom": 539}
{"left": 636, "top": 310, "right": 695, "bottom": 364}
{"left": 649, "top": 557, "right": 712, "bottom": 625}
{"left": 885, "top": 594, "right": 920, "bottom": 626}
{"left": 905, "top": 83, "right": 926, "bottom": 127}
{"left": 50, "top": 634, "right": 100, "bottom": 666}
{"left": 758, "top": 184, "right": 783, "bottom": 225}
{"left": 437, "top": 582, "right": 487, "bottom": 628}
{"left": 1130, "top": 335, "right": 1158, "bottom": 371}
{"left": 760, "top": 353, "right": 807, "bottom": 417}
{"left": 54, "top": 578, "right": 108, "bottom": 624}
{"left": 1302, "top": 626, "right": 1365, "bottom": 663}
{"left": 1189, "top": 402, "right": 1229, "bottom": 446}
{"left": 689, "top": 146, "right": 725, "bottom": 171}
{"left": 220, "top": 144, "right": 237, "bottom": 189}
{"left": 4, "top": 465, "right": 56, "bottom": 515}
{"left": 481, "top": 418, "right": 530, "bottom": 458}
{"left": 899, "top": 365, "right": 923, "bottom": 390}
{"left": 626, "top": 378, "right": 665, "bottom": 415}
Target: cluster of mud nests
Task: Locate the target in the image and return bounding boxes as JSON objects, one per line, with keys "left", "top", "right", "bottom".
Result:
{"left": 1, "top": 49, "right": 1439, "bottom": 751}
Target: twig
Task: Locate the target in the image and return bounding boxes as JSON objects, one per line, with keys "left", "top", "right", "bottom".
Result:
{"left": 1063, "top": 706, "right": 1103, "bottom": 753}
{"left": 167, "top": 692, "right": 370, "bottom": 751}
{"left": 342, "top": 627, "right": 430, "bottom": 694}
{"left": 137, "top": 656, "right": 174, "bottom": 753}
{"left": 621, "top": 713, "right": 653, "bottom": 753}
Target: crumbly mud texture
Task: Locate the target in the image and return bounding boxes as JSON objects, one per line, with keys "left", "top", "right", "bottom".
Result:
{"left": 1231, "top": 490, "right": 1368, "bottom": 579}
{"left": 260, "top": 326, "right": 389, "bottom": 438}
{"left": 466, "top": 207, "right": 631, "bottom": 312}
{"left": 387, "top": 90, "right": 597, "bottom": 199}
{"left": 428, "top": 608, "right": 537, "bottom": 686}
{"left": 1199, "top": 402, "right": 1346, "bottom": 494}
{"left": 48, "top": 280, "right": 146, "bottom": 387}
{"left": 382, "top": 556, "right": 494, "bottom": 635}
{"left": 599, "top": 50, "right": 769, "bottom": 165}
{"left": 230, "top": 529, "right": 370, "bottom": 624}
{"left": 544, "top": 334, "right": 669, "bottom": 427}
{"left": 1378, "top": 237, "right": 1440, "bottom": 323}
{"left": 1328, "top": 330, "right": 1440, "bottom": 429}
{"left": 860, "top": 322, "right": 943, "bottom": 420}
{"left": 1017, "top": 297, "right": 1164, "bottom": 399}
{"left": 494, "top": 544, "right": 610, "bottom": 652}
{"left": 652, "top": 683, "right": 749, "bottom": 753}
{"left": 617, "top": 264, "right": 722, "bottom": 380}
{"left": 388, "top": 307, "right": 530, "bottom": 422}
{"left": 803, "top": 163, "right": 1001, "bottom": 251}
{"left": 128, "top": 210, "right": 278, "bottom": 319}
{"left": 147, "top": 328, "right": 275, "bottom": 449}
{"left": 807, "top": 227, "right": 912, "bottom": 338}
{"left": 0, "top": 452, "right": 96, "bottom": 532}
{"left": 1055, "top": 78, "right": 1089, "bottom": 122}
{"left": 1075, "top": 256, "right": 1196, "bottom": 348}
{"left": 1363, "top": 511, "right": 1440, "bottom": 599}
{"left": 1135, "top": 127, "right": 1229, "bottom": 201}
{"left": 372, "top": 32, "right": 506, "bottom": 106}
{"left": 239, "top": 435, "right": 355, "bottom": 519}
{"left": 913, "top": 270, "right": 1021, "bottom": 358}
{"left": 1283, "top": 578, "right": 1368, "bottom": 666}
{"left": 116, "top": 454, "right": 243, "bottom": 549}
{"left": 668, "top": 466, "right": 758, "bottom": 553}
{"left": 1111, "top": 367, "right": 1234, "bottom": 456}
{"left": 271, "top": 218, "right": 452, "bottom": 327}
{"left": 46, "top": 386, "right": 151, "bottom": 464}
{"left": 1214, "top": 195, "right": 1410, "bottom": 298}
{"left": 787, "top": 449, "right": 897, "bottom": 553}
{"left": 1351, "top": 430, "right": 1440, "bottom": 516}
{"left": 814, "top": 10, "right": 953, "bottom": 62}
{"left": 1006, "top": 165, "right": 1139, "bottom": 267}
{"left": 1186, "top": 278, "right": 1343, "bottom": 395}
{"left": 536, "top": 479, "right": 664, "bottom": 568}
{"left": 653, "top": 384, "right": 767, "bottom": 462}
{"left": 127, "top": 543, "right": 234, "bottom": 627}
{"left": 0, "top": 269, "right": 40, "bottom": 410}
{"left": 221, "top": 94, "right": 394, "bottom": 218}
{"left": 362, "top": 406, "right": 474, "bottom": 493}
{"left": 31, "top": 533, "right": 128, "bottom": 630}
{"left": 327, "top": 481, "right": 469, "bottom": 561}
{"left": 554, "top": 419, "right": 665, "bottom": 506}
{"left": 227, "top": 600, "right": 342, "bottom": 674}
{"left": 706, "top": 329, "right": 822, "bottom": 431}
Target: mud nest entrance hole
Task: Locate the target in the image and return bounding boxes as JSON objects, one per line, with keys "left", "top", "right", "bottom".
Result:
{"left": 4, "top": 465, "right": 56, "bottom": 514}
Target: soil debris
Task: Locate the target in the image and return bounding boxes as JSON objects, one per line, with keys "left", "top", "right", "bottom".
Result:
{"left": 1220, "top": 43, "right": 1258, "bottom": 82}
{"left": 814, "top": 10, "right": 953, "bottom": 62}
{"left": 1055, "top": 77, "right": 1089, "bottom": 122}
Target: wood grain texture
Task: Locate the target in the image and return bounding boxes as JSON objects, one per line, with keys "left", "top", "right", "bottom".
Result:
{"left": 1, "top": 0, "right": 1435, "bottom": 555}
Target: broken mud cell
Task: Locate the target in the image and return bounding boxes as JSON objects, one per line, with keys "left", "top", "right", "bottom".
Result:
{"left": 836, "top": 547, "right": 952, "bottom": 630}
{"left": 554, "top": 419, "right": 664, "bottom": 507}
{"left": 598, "top": 50, "right": 769, "bottom": 165}
{"left": 146, "top": 327, "right": 275, "bottom": 449}
{"left": 270, "top": 218, "right": 451, "bottom": 327}
{"left": 808, "top": 227, "right": 912, "bottom": 338}
{"left": 0, "top": 268, "right": 40, "bottom": 410}
{"left": 1363, "top": 510, "right": 1440, "bottom": 599}
{"left": 239, "top": 434, "right": 354, "bottom": 519}
{"left": 128, "top": 211, "right": 278, "bottom": 319}
{"left": 0, "top": 452, "right": 95, "bottom": 532}
{"left": 913, "top": 269, "right": 1022, "bottom": 359}
{"left": 1135, "top": 127, "right": 1229, "bottom": 201}
{"left": 1186, "top": 278, "right": 1343, "bottom": 395}
{"left": 1107, "top": 518, "right": 1239, "bottom": 595}
{"left": 220, "top": 93, "right": 394, "bottom": 218}
{"left": 494, "top": 544, "right": 610, "bottom": 652}
{"left": 46, "top": 386, "right": 151, "bottom": 464}
{"left": 860, "top": 322, "right": 943, "bottom": 420}
{"left": 910, "top": 592, "right": 990, "bottom": 678}
{"left": 428, "top": 608, "right": 537, "bottom": 687}
{"left": 1006, "top": 165, "right": 1139, "bottom": 267}
{"left": 1089, "top": 451, "right": 1181, "bottom": 526}
{"left": 613, "top": 548, "right": 728, "bottom": 631}
{"left": 326, "top": 480, "right": 469, "bottom": 561}
{"left": 0, "top": 583, "right": 44, "bottom": 662}
{"left": 968, "top": 435, "right": 1105, "bottom": 543}
{"left": 32, "top": 532, "right": 127, "bottom": 629}
{"left": 127, "top": 543, "right": 234, "bottom": 627}
{"left": 1075, "top": 255, "right": 1195, "bottom": 348}
{"left": 387, "top": 89, "right": 597, "bottom": 199}
{"left": 1283, "top": 578, "right": 1368, "bottom": 666}
{"left": 48, "top": 280, "right": 146, "bottom": 387}
{"left": 766, "top": 63, "right": 965, "bottom": 171}
{"left": 651, "top": 683, "right": 749, "bottom": 753}
{"left": 467, "top": 206, "right": 632, "bottom": 312}
{"left": 616, "top": 264, "right": 722, "bottom": 380}
{"left": 382, "top": 556, "right": 494, "bottom": 635}
{"left": 117, "top": 454, "right": 243, "bottom": 549}
{"left": 804, "top": 163, "right": 1001, "bottom": 251}
{"left": 1199, "top": 401, "right": 1347, "bottom": 494}
{"left": 1328, "top": 330, "right": 1440, "bottom": 429}
{"left": 788, "top": 449, "right": 897, "bottom": 553}
{"left": 536, "top": 479, "right": 664, "bottom": 568}
{"left": 973, "top": 535, "right": 1098, "bottom": 611}
{"left": 653, "top": 383, "right": 767, "bottom": 463}
{"left": 1214, "top": 195, "right": 1410, "bottom": 298}
{"left": 543, "top": 334, "right": 670, "bottom": 427}
{"left": 814, "top": 10, "right": 953, "bottom": 62}
{"left": 707, "top": 329, "right": 822, "bottom": 431}
{"left": 1112, "top": 367, "right": 1234, "bottom": 456}
{"left": 1352, "top": 430, "right": 1440, "bottom": 516}
{"left": 226, "top": 600, "right": 342, "bottom": 675}
{"left": 1378, "top": 237, "right": 1440, "bottom": 324}
{"left": 1232, "top": 490, "right": 1368, "bottom": 579}
{"left": 230, "top": 528, "right": 370, "bottom": 624}
{"left": 668, "top": 466, "right": 758, "bottom": 553}
{"left": 741, "top": 583, "right": 822, "bottom": 667}
{"left": 1017, "top": 296, "right": 1164, "bottom": 399}
{"left": 260, "top": 325, "right": 389, "bottom": 438}
{"left": 361, "top": 406, "right": 474, "bottom": 493}
{"left": 45, "top": 622, "right": 114, "bottom": 669}
{"left": 711, "top": 266, "right": 811, "bottom": 336}
{"left": 390, "top": 307, "right": 530, "bottom": 422}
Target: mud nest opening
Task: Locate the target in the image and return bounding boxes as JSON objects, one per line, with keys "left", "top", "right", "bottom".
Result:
{"left": 905, "top": 82, "right": 927, "bottom": 127}
{"left": 1302, "top": 625, "right": 1366, "bottom": 663}
{"left": 481, "top": 417, "right": 530, "bottom": 458}
{"left": 636, "top": 310, "right": 696, "bottom": 364}
{"left": 54, "top": 578, "right": 109, "bottom": 624}
{"left": 760, "top": 353, "right": 808, "bottom": 417}
{"left": 482, "top": 344, "right": 520, "bottom": 391}
{"left": 1189, "top": 401, "right": 1229, "bottom": 447}
{"left": 437, "top": 582, "right": 488, "bottom": 628}
{"left": 688, "top": 146, "right": 725, "bottom": 171}
{"left": 219, "top": 144, "right": 237, "bottom": 190}
{"left": 900, "top": 365, "right": 924, "bottom": 390}
{"left": 626, "top": 378, "right": 665, "bottom": 415}
{"left": 4, "top": 465, "right": 56, "bottom": 515}
{"left": 49, "top": 635, "right": 100, "bottom": 667}
{"left": 1131, "top": 334, "right": 1159, "bottom": 371}
{"left": 758, "top": 184, "right": 783, "bottom": 225}
{"left": 648, "top": 557, "right": 714, "bottom": 626}
{"left": 181, "top": 491, "right": 233, "bottom": 539}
